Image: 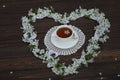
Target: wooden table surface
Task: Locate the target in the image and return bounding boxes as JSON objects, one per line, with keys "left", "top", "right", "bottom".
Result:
{"left": 0, "top": 0, "right": 120, "bottom": 80}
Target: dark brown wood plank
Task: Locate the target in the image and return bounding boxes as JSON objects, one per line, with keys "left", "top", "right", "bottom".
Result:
{"left": 0, "top": 0, "right": 120, "bottom": 80}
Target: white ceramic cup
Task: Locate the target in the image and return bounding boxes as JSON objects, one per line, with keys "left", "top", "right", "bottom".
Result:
{"left": 54, "top": 25, "right": 76, "bottom": 42}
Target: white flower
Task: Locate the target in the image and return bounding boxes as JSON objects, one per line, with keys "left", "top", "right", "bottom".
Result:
{"left": 23, "top": 32, "right": 37, "bottom": 40}
{"left": 47, "top": 58, "right": 59, "bottom": 68}
{"left": 30, "top": 40, "right": 39, "bottom": 47}
{"left": 21, "top": 17, "right": 34, "bottom": 33}
{"left": 22, "top": 16, "right": 29, "bottom": 24}
{"left": 48, "top": 78, "right": 51, "bottom": 80}
{"left": 40, "top": 49, "right": 45, "bottom": 54}
{"left": 69, "top": 12, "right": 79, "bottom": 20}
{"left": 80, "top": 8, "right": 87, "bottom": 16}
{"left": 48, "top": 50, "right": 59, "bottom": 58}
{"left": 30, "top": 32, "right": 37, "bottom": 39}
{"left": 23, "top": 32, "right": 29, "bottom": 39}
{"left": 52, "top": 66, "right": 64, "bottom": 75}
{"left": 99, "top": 35, "right": 109, "bottom": 43}
{"left": 28, "top": 9, "right": 36, "bottom": 16}
{"left": 87, "top": 58, "right": 94, "bottom": 63}
{"left": 87, "top": 9, "right": 94, "bottom": 15}
{"left": 32, "top": 47, "right": 40, "bottom": 57}
{"left": 72, "top": 58, "right": 81, "bottom": 68}
{"left": 60, "top": 18, "right": 69, "bottom": 24}
{"left": 80, "top": 50, "right": 88, "bottom": 66}
{"left": 64, "top": 66, "right": 78, "bottom": 75}
{"left": 41, "top": 10, "right": 50, "bottom": 17}
{"left": 94, "top": 33, "right": 99, "bottom": 40}
{"left": 36, "top": 14, "right": 45, "bottom": 19}
{"left": 33, "top": 48, "right": 39, "bottom": 53}
{"left": 92, "top": 51, "right": 101, "bottom": 57}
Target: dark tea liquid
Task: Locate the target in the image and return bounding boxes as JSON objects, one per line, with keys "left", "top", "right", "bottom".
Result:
{"left": 57, "top": 27, "right": 72, "bottom": 38}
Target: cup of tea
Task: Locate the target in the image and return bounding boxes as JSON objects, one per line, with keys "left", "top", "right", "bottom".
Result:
{"left": 55, "top": 25, "right": 76, "bottom": 42}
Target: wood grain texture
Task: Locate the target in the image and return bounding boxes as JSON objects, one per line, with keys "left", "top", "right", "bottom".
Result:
{"left": 0, "top": 0, "right": 120, "bottom": 80}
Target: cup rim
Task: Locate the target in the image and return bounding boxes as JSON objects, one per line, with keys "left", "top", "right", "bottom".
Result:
{"left": 55, "top": 25, "right": 73, "bottom": 39}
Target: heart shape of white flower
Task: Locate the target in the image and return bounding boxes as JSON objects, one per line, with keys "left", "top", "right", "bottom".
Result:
{"left": 21, "top": 7, "right": 110, "bottom": 76}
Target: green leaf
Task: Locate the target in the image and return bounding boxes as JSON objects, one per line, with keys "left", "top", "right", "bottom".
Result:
{"left": 66, "top": 13, "right": 70, "bottom": 17}
{"left": 98, "top": 40, "right": 102, "bottom": 45}
{"left": 94, "top": 48, "right": 100, "bottom": 52}
{"left": 85, "top": 15, "right": 90, "bottom": 19}
{"left": 32, "top": 8, "right": 38, "bottom": 14}
{"left": 60, "top": 70, "right": 64, "bottom": 76}
{"left": 50, "top": 6, "right": 55, "bottom": 13}
{"left": 27, "top": 45, "right": 35, "bottom": 52}
{"left": 55, "top": 63, "right": 62, "bottom": 68}
{"left": 34, "top": 31, "right": 37, "bottom": 34}
{"left": 27, "top": 33, "right": 31, "bottom": 38}
{"left": 27, "top": 15, "right": 33, "bottom": 19}
{"left": 36, "top": 52, "right": 44, "bottom": 56}
{"left": 29, "top": 21, "right": 34, "bottom": 25}
{"left": 85, "top": 54, "right": 93, "bottom": 60}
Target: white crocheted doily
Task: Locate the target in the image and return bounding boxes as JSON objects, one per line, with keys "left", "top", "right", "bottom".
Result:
{"left": 44, "top": 25, "right": 85, "bottom": 55}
